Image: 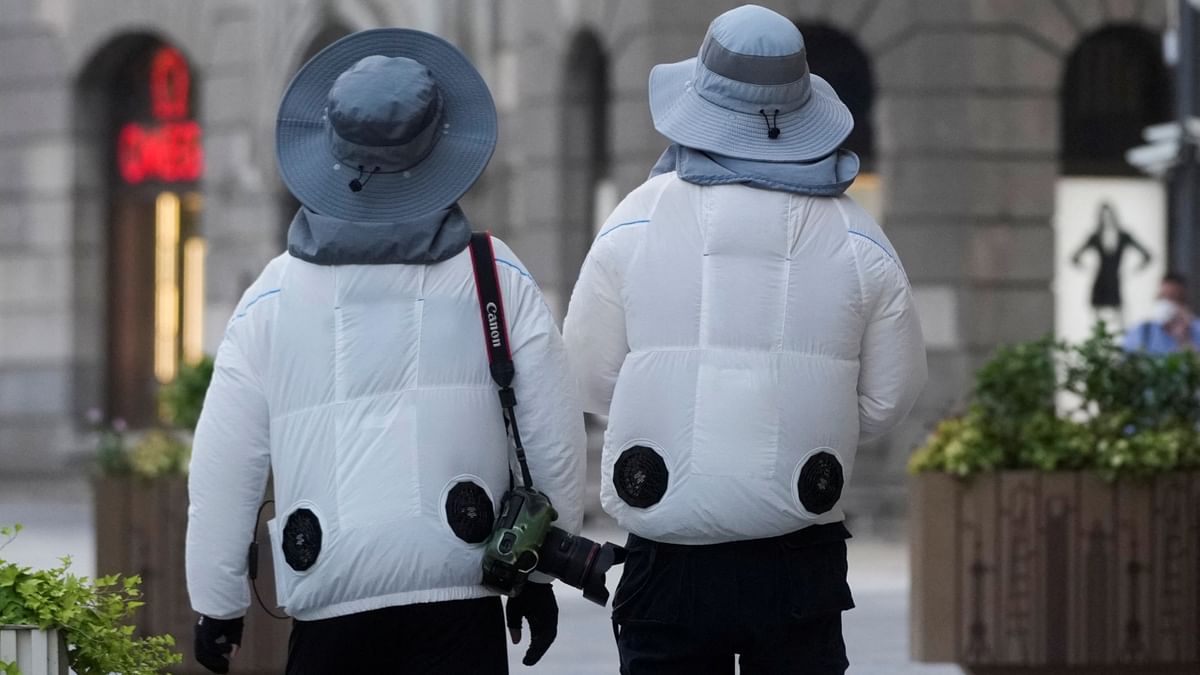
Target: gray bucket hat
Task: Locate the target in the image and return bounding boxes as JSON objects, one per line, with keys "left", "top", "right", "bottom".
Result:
{"left": 649, "top": 4, "right": 853, "bottom": 162}
{"left": 276, "top": 29, "right": 497, "bottom": 221}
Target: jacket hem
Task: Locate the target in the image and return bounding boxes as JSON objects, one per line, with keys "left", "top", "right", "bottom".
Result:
{"left": 614, "top": 511, "right": 847, "bottom": 546}
{"left": 289, "top": 585, "right": 498, "bottom": 621}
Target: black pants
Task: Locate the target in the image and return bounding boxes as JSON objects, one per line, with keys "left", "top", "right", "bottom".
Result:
{"left": 285, "top": 596, "right": 507, "bottom": 674}
{"left": 612, "top": 523, "right": 854, "bottom": 675}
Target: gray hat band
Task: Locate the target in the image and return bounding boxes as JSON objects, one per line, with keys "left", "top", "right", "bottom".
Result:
{"left": 693, "top": 61, "right": 812, "bottom": 113}
{"left": 326, "top": 92, "right": 445, "bottom": 173}
{"left": 699, "top": 34, "right": 809, "bottom": 86}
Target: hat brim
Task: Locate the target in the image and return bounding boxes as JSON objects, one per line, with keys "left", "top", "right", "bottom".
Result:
{"left": 277, "top": 29, "right": 497, "bottom": 221}
{"left": 649, "top": 58, "right": 853, "bottom": 162}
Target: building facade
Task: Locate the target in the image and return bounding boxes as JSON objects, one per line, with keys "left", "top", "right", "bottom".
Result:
{"left": 0, "top": 0, "right": 1176, "bottom": 532}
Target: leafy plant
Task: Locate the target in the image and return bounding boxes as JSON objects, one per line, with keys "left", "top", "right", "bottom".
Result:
{"left": 92, "top": 415, "right": 130, "bottom": 476}
{"left": 0, "top": 525, "right": 180, "bottom": 674}
{"left": 93, "top": 427, "right": 190, "bottom": 481}
{"left": 89, "top": 354, "right": 212, "bottom": 480}
{"left": 158, "top": 356, "right": 214, "bottom": 431}
{"left": 127, "top": 430, "right": 191, "bottom": 480}
{"left": 910, "top": 323, "right": 1200, "bottom": 478}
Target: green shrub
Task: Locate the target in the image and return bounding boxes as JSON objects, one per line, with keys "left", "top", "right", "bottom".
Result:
{"left": 95, "top": 424, "right": 130, "bottom": 477}
{"left": 158, "top": 356, "right": 214, "bottom": 431}
{"left": 910, "top": 324, "right": 1200, "bottom": 478}
{"left": 0, "top": 525, "right": 181, "bottom": 675}
{"left": 92, "top": 424, "right": 190, "bottom": 481}
{"left": 127, "top": 430, "right": 191, "bottom": 480}
{"left": 91, "top": 354, "right": 212, "bottom": 480}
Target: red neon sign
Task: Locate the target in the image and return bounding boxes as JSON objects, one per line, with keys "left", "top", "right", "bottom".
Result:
{"left": 118, "top": 46, "right": 203, "bottom": 184}
{"left": 118, "top": 120, "right": 203, "bottom": 183}
{"left": 151, "top": 47, "right": 190, "bottom": 121}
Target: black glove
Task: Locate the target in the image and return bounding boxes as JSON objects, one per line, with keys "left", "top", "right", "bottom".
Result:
{"left": 194, "top": 615, "right": 244, "bottom": 674}
{"left": 505, "top": 582, "right": 558, "bottom": 666}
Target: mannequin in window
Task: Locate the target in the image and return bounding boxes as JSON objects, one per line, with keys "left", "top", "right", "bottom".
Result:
{"left": 1070, "top": 201, "right": 1151, "bottom": 327}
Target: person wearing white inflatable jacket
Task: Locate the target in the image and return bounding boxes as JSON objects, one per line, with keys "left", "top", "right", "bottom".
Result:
{"left": 185, "top": 28, "right": 585, "bottom": 675}
{"left": 564, "top": 6, "right": 927, "bottom": 674}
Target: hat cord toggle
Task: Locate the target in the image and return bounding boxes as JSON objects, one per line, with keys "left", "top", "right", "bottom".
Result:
{"left": 348, "top": 165, "right": 381, "bottom": 192}
{"left": 759, "top": 108, "right": 781, "bottom": 139}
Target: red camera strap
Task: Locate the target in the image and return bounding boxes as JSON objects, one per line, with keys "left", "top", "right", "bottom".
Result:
{"left": 468, "top": 232, "right": 532, "bottom": 488}
{"left": 468, "top": 233, "right": 514, "bottom": 380}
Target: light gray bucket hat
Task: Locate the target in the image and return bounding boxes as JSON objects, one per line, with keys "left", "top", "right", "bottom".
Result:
{"left": 276, "top": 29, "right": 497, "bottom": 221}
{"left": 649, "top": 4, "right": 853, "bottom": 162}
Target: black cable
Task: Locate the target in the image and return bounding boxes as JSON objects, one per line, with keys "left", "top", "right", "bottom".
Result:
{"left": 248, "top": 499, "right": 289, "bottom": 620}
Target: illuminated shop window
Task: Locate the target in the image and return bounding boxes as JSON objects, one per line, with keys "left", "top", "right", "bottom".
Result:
{"left": 153, "top": 191, "right": 206, "bottom": 382}
{"left": 106, "top": 42, "right": 205, "bottom": 426}
{"left": 1055, "top": 26, "right": 1173, "bottom": 343}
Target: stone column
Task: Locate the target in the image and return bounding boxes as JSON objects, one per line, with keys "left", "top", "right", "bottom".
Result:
{"left": 0, "top": 3, "right": 77, "bottom": 470}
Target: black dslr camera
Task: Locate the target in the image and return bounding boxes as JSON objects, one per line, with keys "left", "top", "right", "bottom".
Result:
{"left": 481, "top": 485, "right": 625, "bottom": 606}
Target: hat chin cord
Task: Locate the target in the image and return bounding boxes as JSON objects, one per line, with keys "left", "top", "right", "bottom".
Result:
{"left": 348, "top": 165, "right": 381, "bottom": 193}
{"left": 758, "top": 108, "right": 781, "bottom": 139}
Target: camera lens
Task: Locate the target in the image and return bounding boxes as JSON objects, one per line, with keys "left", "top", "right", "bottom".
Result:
{"left": 537, "top": 528, "right": 598, "bottom": 587}
{"left": 536, "top": 527, "right": 625, "bottom": 606}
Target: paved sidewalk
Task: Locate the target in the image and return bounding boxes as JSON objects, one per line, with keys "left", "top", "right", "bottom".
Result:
{"left": 0, "top": 476, "right": 962, "bottom": 674}
{"left": 0, "top": 475, "right": 96, "bottom": 574}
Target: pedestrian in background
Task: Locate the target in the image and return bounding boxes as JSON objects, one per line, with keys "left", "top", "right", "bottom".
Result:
{"left": 564, "top": 5, "right": 926, "bottom": 674}
{"left": 1123, "top": 273, "right": 1200, "bottom": 354}
{"left": 185, "top": 29, "right": 585, "bottom": 674}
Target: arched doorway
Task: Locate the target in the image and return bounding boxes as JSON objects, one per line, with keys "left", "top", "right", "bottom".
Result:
{"left": 1062, "top": 26, "right": 1172, "bottom": 177}
{"left": 1055, "top": 25, "right": 1173, "bottom": 342}
{"left": 77, "top": 36, "right": 206, "bottom": 428}
{"left": 560, "top": 30, "right": 610, "bottom": 301}
{"left": 794, "top": 23, "right": 879, "bottom": 219}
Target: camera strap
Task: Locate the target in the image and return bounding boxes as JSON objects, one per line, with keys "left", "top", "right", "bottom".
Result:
{"left": 469, "top": 232, "right": 535, "bottom": 489}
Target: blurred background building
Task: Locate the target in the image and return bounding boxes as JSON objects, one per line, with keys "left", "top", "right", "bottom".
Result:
{"left": 0, "top": 0, "right": 1184, "bottom": 534}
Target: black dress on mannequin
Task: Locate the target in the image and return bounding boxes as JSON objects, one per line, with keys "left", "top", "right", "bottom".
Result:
{"left": 1071, "top": 202, "right": 1151, "bottom": 310}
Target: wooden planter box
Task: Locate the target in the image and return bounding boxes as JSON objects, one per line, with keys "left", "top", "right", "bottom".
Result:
{"left": 910, "top": 471, "right": 1200, "bottom": 674}
{"left": 0, "top": 626, "right": 67, "bottom": 675}
{"left": 94, "top": 476, "right": 290, "bottom": 674}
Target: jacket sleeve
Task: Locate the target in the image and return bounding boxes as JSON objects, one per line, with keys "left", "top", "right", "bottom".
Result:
{"left": 502, "top": 260, "right": 588, "bottom": 541}
{"left": 186, "top": 328, "right": 272, "bottom": 619}
{"left": 857, "top": 250, "right": 927, "bottom": 441}
{"left": 563, "top": 230, "right": 632, "bottom": 416}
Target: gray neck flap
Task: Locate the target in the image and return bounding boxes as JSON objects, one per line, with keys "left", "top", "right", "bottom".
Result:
{"left": 287, "top": 204, "right": 472, "bottom": 265}
{"left": 650, "top": 143, "right": 859, "bottom": 196}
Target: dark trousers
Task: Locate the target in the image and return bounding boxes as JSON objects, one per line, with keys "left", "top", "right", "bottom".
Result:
{"left": 612, "top": 523, "right": 855, "bottom": 675}
{"left": 285, "top": 596, "right": 507, "bottom": 675}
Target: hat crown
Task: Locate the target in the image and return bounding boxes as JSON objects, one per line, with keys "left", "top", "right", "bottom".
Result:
{"left": 327, "top": 55, "right": 441, "bottom": 147}
{"left": 692, "top": 5, "right": 812, "bottom": 113}
{"left": 645, "top": 6, "right": 853, "bottom": 162}
{"left": 275, "top": 28, "right": 498, "bottom": 222}
{"left": 707, "top": 4, "right": 806, "bottom": 61}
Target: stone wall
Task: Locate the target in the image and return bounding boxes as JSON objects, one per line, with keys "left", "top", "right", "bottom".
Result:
{"left": 0, "top": 0, "right": 77, "bottom": 471}
{"left": 0, "top": 1, "right": 1174, "bottom": 536}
